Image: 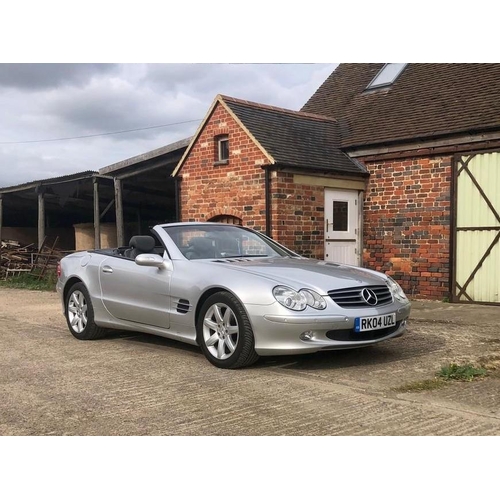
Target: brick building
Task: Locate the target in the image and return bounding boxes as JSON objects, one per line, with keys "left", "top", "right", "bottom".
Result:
{"left": 173, "top": 95, "right": 368, "bottom": 259}
{"left": 174, "top": 64, "right": 500, "bottom": 305}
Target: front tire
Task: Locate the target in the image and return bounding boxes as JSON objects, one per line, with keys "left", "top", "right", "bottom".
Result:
{"left": 65, "top": 282, "right": 107, "bottom": 340}
{"left": 197, "top": 292, "right": 259, "bottom": 369}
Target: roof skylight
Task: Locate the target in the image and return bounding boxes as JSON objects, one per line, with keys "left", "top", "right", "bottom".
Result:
{"left": 366, "top": 63, "right": 407, "bottom": 89}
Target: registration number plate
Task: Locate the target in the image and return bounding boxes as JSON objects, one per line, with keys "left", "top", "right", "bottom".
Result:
{"left": 354, "top": 313, "right": 396, "bottom": 332}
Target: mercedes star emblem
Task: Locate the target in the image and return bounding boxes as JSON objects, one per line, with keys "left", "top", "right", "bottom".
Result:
{"left": 361, "top": 288, "right": 378, "bottom": 305}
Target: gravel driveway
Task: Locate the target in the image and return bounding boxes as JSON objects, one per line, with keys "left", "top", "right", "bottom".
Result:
{"left": 1, "top": 288, "right": 499, "bottom": 435}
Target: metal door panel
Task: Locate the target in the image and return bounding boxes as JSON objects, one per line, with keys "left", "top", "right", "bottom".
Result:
{"left": 99, "top": 257, "right": 171, "bottom": 328}
{"left": 454, "top": 152, "right": 500, "bottom": 303}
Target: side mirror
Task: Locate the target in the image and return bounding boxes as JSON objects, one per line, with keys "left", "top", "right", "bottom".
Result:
{"left": 135, "top": 253, "right": 172, "bottom": 271}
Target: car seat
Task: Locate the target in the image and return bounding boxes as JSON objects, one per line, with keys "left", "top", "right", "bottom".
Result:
{"left": 185, "top": 237, "right": 217, "bottom": 260}
{"left": 124, "top": 235, "right": 156, "bottom": 260}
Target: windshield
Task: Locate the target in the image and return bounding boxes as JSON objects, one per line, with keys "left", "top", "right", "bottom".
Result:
{"left": 162, "top": 224, "right": 297, "bottom": 260}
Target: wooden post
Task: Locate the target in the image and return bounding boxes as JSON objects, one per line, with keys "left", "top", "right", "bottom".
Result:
{"left": 0, "top": 195, "right": 3, "bottom": 257}
{"left": 114, "top": 177, "right": 124, "bottom": 247}
{"left": 93, "top": 177, "right": 101, "bottom": 249}
{"left": 37, "top": 187, "right": 45, "bottom": 251}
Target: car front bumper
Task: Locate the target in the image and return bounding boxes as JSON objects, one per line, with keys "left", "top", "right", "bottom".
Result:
{"left": 247, "top": 301, "right": 411, "bottom": 356}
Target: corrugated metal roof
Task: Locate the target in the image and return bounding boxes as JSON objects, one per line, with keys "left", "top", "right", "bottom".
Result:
{"left": 0, "top": 170, "right": 98, "bottom": 194}
{"left": 99, "top": 137, "right": 192, "bottom": 175}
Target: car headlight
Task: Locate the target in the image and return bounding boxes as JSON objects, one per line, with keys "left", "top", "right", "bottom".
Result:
{"left": 273, "top": 286, "right": 327, "bottom": 311}
{"left": 386, "top": 276, "right": 408, "bottom": 302}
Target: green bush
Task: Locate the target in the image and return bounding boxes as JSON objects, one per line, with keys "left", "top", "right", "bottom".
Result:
{"left": 438, "top": 363, "right": 487, "bottom": 382}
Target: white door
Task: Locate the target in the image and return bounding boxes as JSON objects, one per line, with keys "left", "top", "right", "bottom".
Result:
{"left": 324, "top": 188, "right": 360, "bottom": 265}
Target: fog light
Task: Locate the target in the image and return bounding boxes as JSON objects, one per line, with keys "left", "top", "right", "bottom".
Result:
{"left": 300, "top": 331, "right": 314, "bottom": 341}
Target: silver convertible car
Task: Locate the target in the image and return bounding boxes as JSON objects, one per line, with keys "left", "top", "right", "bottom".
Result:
{"left": 57, "top": 222, "right": 411, "bottom": 369}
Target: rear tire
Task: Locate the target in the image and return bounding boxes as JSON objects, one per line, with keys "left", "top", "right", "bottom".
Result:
{"left": 197, "top": 291, "right": 259, "bottom": 369}
{"left": 65, "top": 282, "right": 107, "bottom": 340}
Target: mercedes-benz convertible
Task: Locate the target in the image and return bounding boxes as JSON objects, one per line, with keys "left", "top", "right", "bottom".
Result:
{"left": 57, "top": 222, "right": 411, "bottom": 368}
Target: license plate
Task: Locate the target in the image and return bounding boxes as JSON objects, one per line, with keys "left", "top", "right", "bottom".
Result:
{"left": 354, "top": 313, "right": 396, "bottom": 332}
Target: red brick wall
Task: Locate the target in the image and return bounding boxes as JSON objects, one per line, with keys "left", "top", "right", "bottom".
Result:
{"left": 362, "top": 156, "right": 452, "bottom": 299}
{"left": 179, "top": 103, "right": 269, "bottom": 232}
{"left": 179, "top": 103, "right": 327, "bottom": 258}
{"left": 271, "top": 172, "right": 325, "bottom": 258}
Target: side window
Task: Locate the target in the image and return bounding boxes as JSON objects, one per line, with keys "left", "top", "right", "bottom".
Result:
{"left": 332, "top": 200, "right": 349, "bottom": 231}
{"left": 215, "top": 135, "right": 229, "bottom": 163}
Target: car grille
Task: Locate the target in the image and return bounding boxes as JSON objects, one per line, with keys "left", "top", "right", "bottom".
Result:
{"left": 328, "top": 285, "right": 393, "bottom": 308}
{"left": 325, "top": 321, "right": 401, "bottom": 341}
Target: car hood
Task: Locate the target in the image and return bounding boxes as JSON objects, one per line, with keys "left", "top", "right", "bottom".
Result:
{"left": 208, "top": 257, "right": 389, "bottom": 293}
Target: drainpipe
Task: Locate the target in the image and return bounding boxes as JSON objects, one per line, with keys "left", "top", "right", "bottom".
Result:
{"left": 265, "top": 167, "right": 272, "bottom": 237}
{"left": 174, "top": 175, "right": 182, "bottom": 222}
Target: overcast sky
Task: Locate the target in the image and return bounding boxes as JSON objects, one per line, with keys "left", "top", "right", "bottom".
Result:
{"left": 0, "top": 63, "right": 337, "bottom": 188}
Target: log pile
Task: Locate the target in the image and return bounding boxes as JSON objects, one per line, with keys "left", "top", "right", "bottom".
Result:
{"left": 0, "top": 240, "right": 34, "bottom": 278}
{"left": 0, "top": 238, "right": 65, "bottom": 280}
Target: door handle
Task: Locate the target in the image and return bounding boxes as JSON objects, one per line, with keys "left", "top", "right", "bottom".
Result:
{"left": 102, "top": 265, "right": 113, "bottom": 274}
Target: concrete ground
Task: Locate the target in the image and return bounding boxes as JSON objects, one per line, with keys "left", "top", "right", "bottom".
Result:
{"left": 0, "top": 288, "right": 499, "bottom": 435}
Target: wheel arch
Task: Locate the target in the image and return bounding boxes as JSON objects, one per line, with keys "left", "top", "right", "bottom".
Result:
{"left": 63, "top": 277, "right": 84, "bottom": 311}
{"left": 195, "top": 287, "right": 230, "bottom": 326}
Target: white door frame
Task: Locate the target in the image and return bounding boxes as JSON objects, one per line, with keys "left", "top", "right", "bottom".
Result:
{"left": 324, "top": 188, "right": 362, "bottom": 266}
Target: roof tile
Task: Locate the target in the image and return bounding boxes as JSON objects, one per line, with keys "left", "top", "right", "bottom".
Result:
{"left": 301, "top": 63, "right": 500, "bottom": 148}
{"left": 222, "top": 96, "right": 366, "bottom": 175}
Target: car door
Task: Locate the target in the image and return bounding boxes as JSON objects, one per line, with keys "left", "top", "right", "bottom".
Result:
{"left": 99, "top": 255, "right": 171, "bottom": 329}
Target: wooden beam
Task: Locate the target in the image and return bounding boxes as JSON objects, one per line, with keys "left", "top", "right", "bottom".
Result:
{"left": 113, "top": 155, "right": 182, "bottom": 180}
{"left": 347, "top": 131, "right": 500, "bottom": 158}
{"left": 37, "top": 189, "right": 45, "bottom": 251}
{"left": 0, "top": 195, "right": 3, "bottom": 254}
{"left": 100, "top": 198, "right": 115, "bottom": 220}
{"left": 93, "top": 177, "right": 101, "bottom": 249}
{"left": 114, "top": 178, "right": 124, "bottom": 247}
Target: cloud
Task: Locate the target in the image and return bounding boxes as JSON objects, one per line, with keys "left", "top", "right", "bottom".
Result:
{"left": 0, "top": 63, "right": 338, "bottom": 188}
{"left": 0, "top": 63, "right": 119, "bottom": 90}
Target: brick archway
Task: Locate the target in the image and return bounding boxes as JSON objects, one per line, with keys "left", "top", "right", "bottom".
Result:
{"left": 208, "top": 214, "right": 243, "bottom": 225}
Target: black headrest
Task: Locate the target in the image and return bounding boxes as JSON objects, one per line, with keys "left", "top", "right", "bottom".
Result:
{"left": 129, "top": 235, "right": 156, "bottom": 253}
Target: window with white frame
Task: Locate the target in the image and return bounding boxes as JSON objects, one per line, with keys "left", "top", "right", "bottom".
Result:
{"left": 366, "top": 63, "right": 407, "bottom": 90}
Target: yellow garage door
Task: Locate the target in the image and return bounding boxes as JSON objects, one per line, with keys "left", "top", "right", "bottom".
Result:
{"left": 454, "top": 152, "right": 500, "bottom": 304}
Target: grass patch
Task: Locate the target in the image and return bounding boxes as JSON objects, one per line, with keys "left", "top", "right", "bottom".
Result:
{"left": 0, "top": 272, "right": 57, "bottom": 291}
{"left": 394, "top": 362, "right": 488, "bottom": 393}
{"left": 438, "top": 363, "right": 487, "bottom": 382}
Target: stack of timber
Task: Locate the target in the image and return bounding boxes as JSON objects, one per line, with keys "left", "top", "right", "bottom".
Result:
{"left": 0, "top": 237, "right": 64, "bottom": 280}
{"left": 0, "top": 240, "right": 35, "bottom": 279}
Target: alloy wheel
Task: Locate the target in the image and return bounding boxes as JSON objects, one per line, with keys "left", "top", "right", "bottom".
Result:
{"left": 67, "top": 290, "right": 88, "bottom": 334}
{"left": 202, "top": 303, "right": 239, "bottom": 360}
